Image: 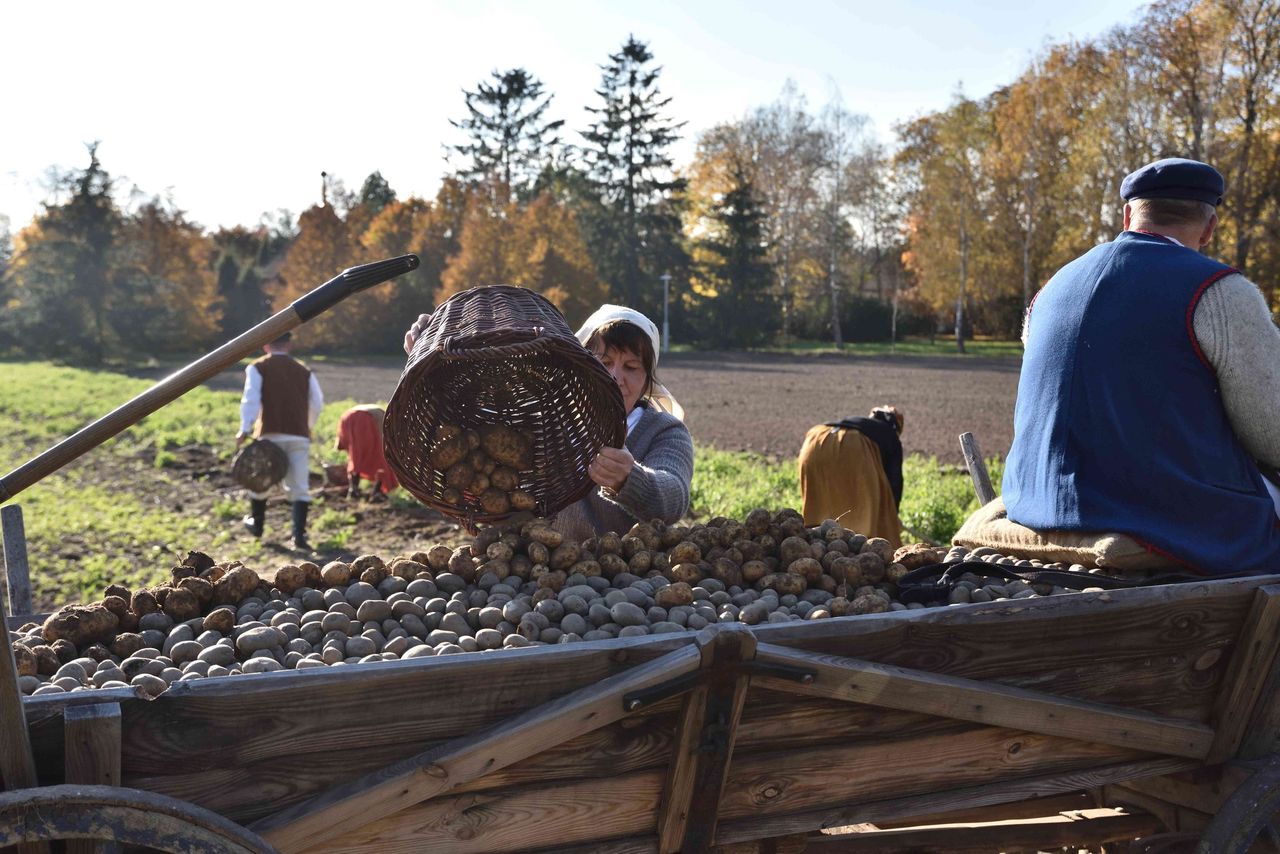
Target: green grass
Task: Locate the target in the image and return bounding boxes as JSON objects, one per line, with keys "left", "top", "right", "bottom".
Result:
{"left": 757, "top": 337, "right": 1024, "bottom": 358}
{"left": 689, "top": 443, "right": 1001, "bottom": 545}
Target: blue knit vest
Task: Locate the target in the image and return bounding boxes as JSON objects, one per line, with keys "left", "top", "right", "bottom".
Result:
{"left": 1003, "top": 230, "right": 1280, "bottom": 574}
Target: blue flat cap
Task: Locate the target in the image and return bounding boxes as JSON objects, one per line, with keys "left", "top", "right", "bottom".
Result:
{"left": 1121, "top": 158, "right": 1224, "bottom": 206}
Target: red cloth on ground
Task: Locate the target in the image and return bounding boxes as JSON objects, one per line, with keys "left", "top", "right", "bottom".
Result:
{"left": 335, "top": 406, "right": 398, "bottom": 492}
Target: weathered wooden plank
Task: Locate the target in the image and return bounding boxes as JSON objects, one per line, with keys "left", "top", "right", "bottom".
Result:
{"left": 958, "top": 432, "right": 996, "bottom": 506}
{"left": 1206, "top": 584, "right": 1280, "bottom": 763}
{"left": 1, "top": 505, "right": 33, "bottom": 619}
{"left": 109, "top": 642, "right": 679, "bottom": 775}
{"left": 306, "top": 768, "right": 666, "bottom": 854}
{"left": 713, "top": 757, "right": 1195, "bottom": 845}
{"left": 754, "top": 642, "right": 1214, "bottom": 758}
{"left": 0, "top": 597, "right": 40, "bottom": 793}
{"left": 127, "top": 710, "right": 680, "bottom": 823}
{"left": 64, "top": 703, "right": 122, "bottom": 854}
{"left": 808, "top": 811, "right": 1163, "bottom": 853}
{"left": 865, "top": 791, "right": 1097, "bottom": 829}
{"left": 256, "top": 643, "right": 702, "bottom": 853}
{"left": 658, "top": 626, "right": 755, "bottom": 853}
{"left": 716, "top": 724, "right": 1145, "bottom": 823}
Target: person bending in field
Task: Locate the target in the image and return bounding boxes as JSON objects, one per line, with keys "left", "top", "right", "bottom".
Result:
{"left": 996, "top": 158, "right": 1280, "bottom": 574}
{"left": 335, "top": 404, "right": 398, "bottom": 500}
{"left": 404, "top": 304, "right": 694, "bottom": 541}
{"left": 798, "top": 406, "right": 905, "bottom": 547}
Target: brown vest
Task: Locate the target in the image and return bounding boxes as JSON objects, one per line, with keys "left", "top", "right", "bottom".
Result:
{"left": 252, "top": 353, "right": 311, "bottom": 438}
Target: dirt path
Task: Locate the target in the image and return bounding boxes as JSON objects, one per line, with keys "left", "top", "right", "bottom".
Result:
{"left": 166, "top": 350, "right": 1021, "bottom": 463}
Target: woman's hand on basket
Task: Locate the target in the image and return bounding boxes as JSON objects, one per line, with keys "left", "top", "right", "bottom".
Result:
{"left": 590, "top": 446, "right": 635, "bottom": 493}
{"left": 403, "top": 313, "right": 431, "bottom": 355}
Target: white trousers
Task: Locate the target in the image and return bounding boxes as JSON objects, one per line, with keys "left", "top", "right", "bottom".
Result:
{"left": 248, "top": 434, "right": 312, "bottom": 503}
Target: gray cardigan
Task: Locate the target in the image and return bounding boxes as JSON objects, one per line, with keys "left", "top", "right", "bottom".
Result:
{"left": 551, "top": 402, "right": 694, "bottom": 543}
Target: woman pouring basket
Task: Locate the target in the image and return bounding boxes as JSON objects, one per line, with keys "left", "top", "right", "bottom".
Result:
{"left": 403, "top": 301, "right": 694, "bottom": 540}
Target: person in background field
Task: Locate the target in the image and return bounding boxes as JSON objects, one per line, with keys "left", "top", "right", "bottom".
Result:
{"left": 335, "top": 404, "right": 398, "bottom": 500}
{"left": 1000, "top": 157, "right": 1280, "bottom": 574}
{"left": 236, "top": 331, "right": 324, "bottom": 550}
{"left": 403, "top": 304, "right": 694, "bottom": 542}
{"left": 797, "top": 406, "right": 905, "bottom": 546}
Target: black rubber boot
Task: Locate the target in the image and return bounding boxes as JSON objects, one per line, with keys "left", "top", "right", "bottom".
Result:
{"left": 291, "top": 501, "right": 311, "bottom": 551}
{"left": 242, "top": 499, "right": 266, "bottom": 538}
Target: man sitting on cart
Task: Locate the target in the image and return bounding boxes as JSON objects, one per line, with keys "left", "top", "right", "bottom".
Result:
{"left": 999, "top": 157, "right": 1280, "bottom": 575}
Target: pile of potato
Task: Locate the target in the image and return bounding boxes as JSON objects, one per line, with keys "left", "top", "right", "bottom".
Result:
{"left": 9, "top": 509, "right": 1104, "bottom": 699}
{"left": 429, "top": 423, "right": 536, "bottom": 515}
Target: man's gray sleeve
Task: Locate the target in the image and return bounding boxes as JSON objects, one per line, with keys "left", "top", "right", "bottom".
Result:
{"left": 1194, "top": 273, "right": 1280, "bottom": 468}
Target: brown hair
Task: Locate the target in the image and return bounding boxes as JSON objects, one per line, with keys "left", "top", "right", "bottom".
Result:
{"left": 585, "top": 320, "right": 656, "bottom": 402}
{"left": 1129, "top": 197, "right": 1215, "bottom": 228}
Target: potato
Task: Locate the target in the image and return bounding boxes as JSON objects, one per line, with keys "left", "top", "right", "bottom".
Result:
{"left": 741, "top": 560, "right": 770, "bottom": 584}
{"left": 131, "top": 589, "right": 159, "bottom": 617}
{"left": 43, "top": 605, "right": 119, "bottom": 647}
{"left": 435, "top": 423, "right": 462, "bottom": 442}
{"left": 490, "top": 466, "right": 520, "bottom": 492}
{"left": 12, "top": 643, "right": 36, "bottom": 677}
{"left": 442, "top": 487, "right": 464, "bottom": 506}
{"left": 479, "top": 488, "right": 511, "bottom": 515}
{"left": 862, "top": 537, "right": 896, "bottom": 563}
{"left": 787, "top": 558, "right": 823, "bottom": 585}
{"left": 893, "top": 543, "right": 942, "bottom": 570}
{"left": 669, "top": 541, "right": 701, "bottom": 565}
{"left": 322, "top": 560, "right": 352, "bottom": 586}
{"left": 779, "top": 536, "right": 810, "bottom": 567}
{"left": 429, "top": 434, "right": 468, "bottom": 470}
{"left": 659, "top": 527, "right": 685, "bottom": 549}
{"left": 626, "top": 522, "right": 661, "bottom": 551}
{"left": 111, "top": 633, "right": 145, "bottom": 659}
{"left": 508, "top": 490, "right": 536, "bottom": 512}
{"left": 885, "top": 562, "right": 910, "bottom": 585}
{"left": 463, "top": 429, "right": 481, "bottom": 450}
{"left": 478, "top": 559, "right": 510, "bottom": 581}
{"left": 162, "top": 588, "right": 201, "bottom": 621}
{"left": 101, "top": 595, "right": 129, "bottom": 619}
{"left": 670, "top": 562, "right": 704, "bottom": 585}
{"left": 655, "top": 582, "right": 694, "bottom": 608}
{"left": 273, "top": 564, "right": 308, "bottom": 594}
{"left": 527, "top": 525, "right": 563, "bottom": 548}
{"left": 393, "top": 559, "right": 430, "bottom": 581}
{"left": 354, "top": 555, "right": 389, "bottom": 585}
{"left": 32, "top": 645, "right": 59, "bottom": 676}
{"left": 744, "top": 508, "right": 771, "bottom": 535}
{"left": 759, "top": 573, "right": 806, "bottom": 596}
{"left": 712, "top": 558, "right": 743, "bottom": 588}
{"left": 480, "top": 425, "right": 533, "bottom": 469}
{"left": 449, "top": 548, "right": 477, "bottom": 581}
{"left": 853, "top": 552, "right": 887, "bottom": 585}
{"left": 599, "top": 553, "right": 629, "bottom": 579}
{"left": 828, "top": 596, "right": 851, "bottom": 617}
{"left": 629, "top": 550, "right": 653, "bottom": 573}
{"left": 212, "top": 566, "right": 261, "bottom": 606}
{"left": 426, "top": 546, "right": 453, "bottom": 573}
{"left": 467, "top": 449, "right": 491, "bottom": 471}
{"left": 570, "top": 559, "right": 602, "bottom": 578}
{"left": 828, "top": 556, "right": 861, "bottom": 587}
{"left": 850, "top": 593, "right": 890, "bottom": 615}
{"left": 549, "top": 542, "right": 581, "bottom": 571}
{"left": 533, "top": 568, "right": 567, "bottom": 592}
{"left": 204, "top": 608, "right": 236, "bottom": 635}
{"left": 471, "top": 472, "right": 491, "bottom": 492}
{"left": 445, "top": 462, "right": 475, "bottom": 491}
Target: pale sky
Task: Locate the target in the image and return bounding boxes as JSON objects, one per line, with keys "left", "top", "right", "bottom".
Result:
{"left": 0, "top": 0, "right": 1147, "bottom": 233}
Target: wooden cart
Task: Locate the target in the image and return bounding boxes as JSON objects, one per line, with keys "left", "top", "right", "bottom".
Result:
{"left": 5, "top": 507, "right": 1280, "bottom": 854}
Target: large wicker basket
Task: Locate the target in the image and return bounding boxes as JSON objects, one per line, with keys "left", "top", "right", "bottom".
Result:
{"left": 231, "top": 439, "right": 288, "bottom": 493}
{"left": 384, "top": 285, "right": 626, "bottom": 527}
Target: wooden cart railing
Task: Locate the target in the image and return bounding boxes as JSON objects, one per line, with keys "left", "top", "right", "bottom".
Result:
{"left": 7, "top": 562, "right": 1280, "bottom": 852}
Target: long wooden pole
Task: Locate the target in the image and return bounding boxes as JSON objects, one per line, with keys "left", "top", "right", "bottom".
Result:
{"left": 0, "top": 254, "right": 418, "bottom": 503}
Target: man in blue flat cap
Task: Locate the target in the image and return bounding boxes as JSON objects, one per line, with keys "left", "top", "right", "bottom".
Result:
{"left": 998, "top": 157, "right": 1280, "bottom": 575}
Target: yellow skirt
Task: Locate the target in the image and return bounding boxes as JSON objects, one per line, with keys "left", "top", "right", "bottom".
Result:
{"left": 797, "top": 424, "right": 902, "bottom": 547}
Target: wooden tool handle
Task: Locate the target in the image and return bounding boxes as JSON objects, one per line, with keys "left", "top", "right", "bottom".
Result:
{"left": 0, "top": 255, "right": 419, "bottom": 503}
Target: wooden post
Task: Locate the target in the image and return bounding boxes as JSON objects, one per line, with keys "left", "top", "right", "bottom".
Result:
{"left": 64, "top": 703, "right": 122, "bottom": 854}
{"left": 958, "top": 432, "right": 996, "bottom": 505}
{"left": 657, "top": 625, "right": 757, "bottom": 854}
{"left": 0, "top": 586, "right": 49, "bottom": 854}
{"left": 1, "top": 505, "right": 33, "bottom": 618}
{"left": 1206, "top": 585, "right": 1280, "bottom": 764}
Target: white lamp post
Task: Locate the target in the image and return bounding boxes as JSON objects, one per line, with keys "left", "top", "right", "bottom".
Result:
{"left": 660, "top": 272, "right": 672, "bottom": 353}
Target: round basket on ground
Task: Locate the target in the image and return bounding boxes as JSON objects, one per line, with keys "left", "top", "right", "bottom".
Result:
{"left": 230, "top": 439, "right": 288, "bottom": 493}
{"left": 384, "top": 285, "right": 626, "bottom": 528}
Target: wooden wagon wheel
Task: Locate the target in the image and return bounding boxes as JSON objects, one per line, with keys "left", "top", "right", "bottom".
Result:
{"left": 1195, "top": 753, "right": 1280, "bottom": 854}
{"left": 0, "top": 785, "right": 278, "bottom": 853}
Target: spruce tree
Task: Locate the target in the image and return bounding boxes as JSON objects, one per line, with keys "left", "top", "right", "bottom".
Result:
{"left": 449, "top": 69, "right": 564, "bottom": 203}
{"left": 699, "top": 164, "right": 777, "bottom": 347}
{"left": 358, "top": 171, "right": 397, "bottom": 215}
{"left": 580, "top": 36, "right": 689, "bottom": 316}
